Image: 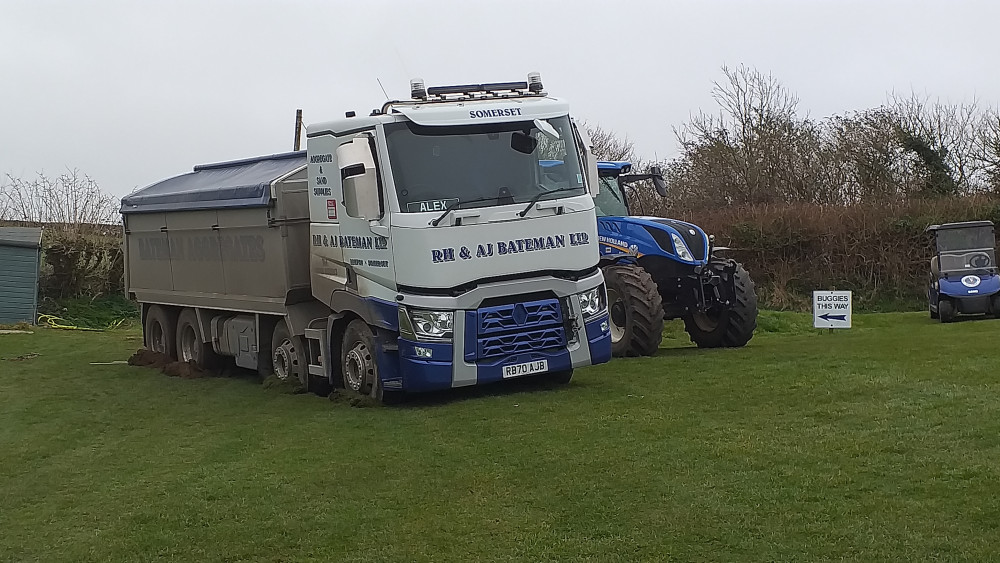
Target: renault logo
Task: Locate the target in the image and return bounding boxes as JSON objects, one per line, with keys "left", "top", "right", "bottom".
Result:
{"left": 512, "top": 304, "right": 528, "bottom": 325}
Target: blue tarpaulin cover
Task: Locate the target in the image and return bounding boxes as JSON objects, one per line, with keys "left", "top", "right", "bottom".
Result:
{"left": 121, "top": 151, "right": 306, "bottom": 214}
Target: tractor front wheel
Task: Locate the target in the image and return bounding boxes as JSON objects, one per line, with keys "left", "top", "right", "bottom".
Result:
{"left": 683, "top": 261, "right": 758, "bottom": 348}
{"left": 602, "top": 264, "right": 665, "bottom": 357}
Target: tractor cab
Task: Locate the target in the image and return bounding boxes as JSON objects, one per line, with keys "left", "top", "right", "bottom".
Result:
{"left": 926, "top": 220, "right": 1000, "bottom": 322}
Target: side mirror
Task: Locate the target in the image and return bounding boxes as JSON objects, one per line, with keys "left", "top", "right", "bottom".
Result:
{"left": 649, "top": 165, "right": 668, "bottom": 198}
{"left": 573, "top": 120, "right": 599, "bottom": 196}
{"left": 337, "top": 136, "right": 381, "bottom": 220}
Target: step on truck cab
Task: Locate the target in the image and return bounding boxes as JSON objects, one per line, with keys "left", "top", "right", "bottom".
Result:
{"left": 122, "top": 73, "right": 612, "bottom": 402}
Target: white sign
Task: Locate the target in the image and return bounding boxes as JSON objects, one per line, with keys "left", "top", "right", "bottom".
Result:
{"left": 813, "top": 290, "right": 852, "bottom": 328}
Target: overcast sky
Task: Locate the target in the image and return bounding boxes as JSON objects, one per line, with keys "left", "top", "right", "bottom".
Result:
{"left": 2, "top": 0, "right": 998, "bottom": 198}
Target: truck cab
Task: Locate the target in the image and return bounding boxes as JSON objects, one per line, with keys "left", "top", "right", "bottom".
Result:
{"left": 122, "top": 74, "right": 611, "bottom": 402}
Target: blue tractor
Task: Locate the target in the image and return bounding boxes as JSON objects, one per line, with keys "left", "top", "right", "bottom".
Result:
{"left": 926, "top": 220, "right": 1000, "bottom": 322}
{"left": 591, "top": 161, "right": 758, "bottom": 356}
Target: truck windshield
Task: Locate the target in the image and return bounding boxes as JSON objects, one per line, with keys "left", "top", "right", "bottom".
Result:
{"left": 385, "top": 116, "right": 585, "bottom": 213}
{"left": 594, "top": 175, "right": 629, "bottom": 217}
{"left": 936, "top": 226, "right": 995, "bottom": 252}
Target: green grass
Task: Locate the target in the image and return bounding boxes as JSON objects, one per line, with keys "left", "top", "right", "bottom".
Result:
{"left": 37, "top": 294, "right": 139, "bottom": 329}
{"left": 2, "top": 312, "right": 1000, "bottom": 561}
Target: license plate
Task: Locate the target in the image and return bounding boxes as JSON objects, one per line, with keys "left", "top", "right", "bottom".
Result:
{"left": 502, "top": 360, "right": 548, "bottom": 379}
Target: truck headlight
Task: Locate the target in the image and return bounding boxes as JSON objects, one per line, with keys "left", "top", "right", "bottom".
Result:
{"left": 670, "top": 233, "right": 694, "bottom": 261}
{"left": 579, "top": 285, "right": 607, "bottom": 319}
{"left": 401, "top": 307, "right": 454, "bottom": 341}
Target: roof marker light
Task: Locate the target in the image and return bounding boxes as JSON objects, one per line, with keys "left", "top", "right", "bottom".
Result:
{"left": 410, "top": 78, "right": 427, "bottom": 100}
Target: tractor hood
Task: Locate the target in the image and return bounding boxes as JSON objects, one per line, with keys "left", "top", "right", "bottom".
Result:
{"left": 597, "top": 215, "right": 709, "bottom": 263}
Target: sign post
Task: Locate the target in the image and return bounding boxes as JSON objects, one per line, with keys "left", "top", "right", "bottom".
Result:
{"left": 813, "top": 290, "right": 852, "bottom": 329}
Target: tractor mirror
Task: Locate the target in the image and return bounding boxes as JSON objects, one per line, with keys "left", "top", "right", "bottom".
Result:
{"left": 649, "top": 166, "right": 668, "bottom": 197}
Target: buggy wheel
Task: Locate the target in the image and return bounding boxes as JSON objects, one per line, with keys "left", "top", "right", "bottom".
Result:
{"left": 929, "top": 300, "right": 939, "bottom": 319}
{"left": 683, "top": 261, "right": 758, "bottom": 348}
{"left": 991, "top": 295, "right": 1000, "bottom": 319}
{"left": 602, "top": 264, "right": 664, "bottom": 357}
{"left": 938, "top": 298, "right": 956, "bottom": 323}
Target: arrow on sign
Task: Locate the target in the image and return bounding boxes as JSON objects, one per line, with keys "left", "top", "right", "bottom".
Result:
{"left": 818, "top": 313, "right": 847, "bottom": 322}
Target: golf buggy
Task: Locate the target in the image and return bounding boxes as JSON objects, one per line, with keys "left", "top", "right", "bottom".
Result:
{"left": 927, "top": 220, "right": 1000, "bottom": 322}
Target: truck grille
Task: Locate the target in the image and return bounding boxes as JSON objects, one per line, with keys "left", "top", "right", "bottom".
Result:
{"left": 479, "top": 327, "right": 565, "bottom": 358}
{"left": 475, "top": 298, "right": 565, "bottom": 359}
{"left": 478, "top": 300, "right": 562, "bottom": 334}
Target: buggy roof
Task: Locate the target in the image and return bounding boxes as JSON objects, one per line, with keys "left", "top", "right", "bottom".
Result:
{"left": 121, "top": 151, "right": 306, "bottom": 214}
{"left": 925, "top": 220, "right": 994, "bottom": 233}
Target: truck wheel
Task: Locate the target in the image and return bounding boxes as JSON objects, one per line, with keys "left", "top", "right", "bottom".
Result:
{"left": 938, "top": 298, "right": 956, "bottom": 323}
{"left": 145, "top": 305, "right": 177, "bottom": 360}
{"left": 176, "top": 308, "right": 218, "bottom": 369}
{"left": 270, "top": 320, "right": 312, "bottom": 392}
{"left": 542, "top": 369, "right": 574, "bottom": 385}
{"left": 683, "top": 262, "right": 758, "bottom": 348}
{"left": 341, "top": 320, "right": 399, "bottom": 404}
{"left": 603, "top": 264, "right": 664, "bottom": 357}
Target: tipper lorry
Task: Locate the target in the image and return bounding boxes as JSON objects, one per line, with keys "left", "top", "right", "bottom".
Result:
{"left": 121, "top": 74, "right": 612, "bottom": 402}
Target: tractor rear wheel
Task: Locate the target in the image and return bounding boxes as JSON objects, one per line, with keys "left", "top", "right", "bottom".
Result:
{"left": 683, "top": 261, "right": 758, "bottom": 348}
{"left": 603, "top": 264, "right": 664, "bottom": 357}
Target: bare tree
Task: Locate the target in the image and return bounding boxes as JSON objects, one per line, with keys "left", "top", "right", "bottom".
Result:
{"left": 1, "top": 170, "right": 119, "bottom": 230}
{"left": 583, "top": 122, "right": 642, "bottom": 164}
{"left": 888, "top": 92, "right": 984, "bottom": 194}
{"left": 974, "top": 107, "right": 1000, "bottom": 192}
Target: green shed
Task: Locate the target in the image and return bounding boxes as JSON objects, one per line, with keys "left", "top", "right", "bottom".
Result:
{"left": 0, "top": 227, "right": 43, "bottom": 324}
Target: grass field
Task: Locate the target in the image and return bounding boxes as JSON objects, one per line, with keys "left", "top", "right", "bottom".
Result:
{"left": 2, "top": 311, "right": 1000, "bottom": 561}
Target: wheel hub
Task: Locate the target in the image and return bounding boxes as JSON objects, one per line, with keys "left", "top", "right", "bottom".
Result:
{"left": 149, "top": 322, "right": 165, "bottom": 354}
{"left": 691, "top": 308, "right": 722, "bottom": 332}
{"left": 345, "top": 344, "right": 368, "bottom": 392}
{"left": 606, "top": 288, "right": 627, "bottom": 343}
{"left": 179, "top": 325, "right": 197, "bottom": 363}
{"left": 273, "top": 340, "right": 292, "bottom": 380}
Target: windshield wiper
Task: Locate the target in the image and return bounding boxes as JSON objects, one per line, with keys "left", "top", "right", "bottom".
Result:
{"left": 431, "top": 195, "right": 502, "bottom": 226}
{"left": 518, "top": 186, "right": 584, "bottom": 217}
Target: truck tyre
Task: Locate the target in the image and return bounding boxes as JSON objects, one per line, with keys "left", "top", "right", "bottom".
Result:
{"left": 341, "top": 319, "right": 399, "bottom": 404}
{"left": 938, "top": 298, "right": 956, "bottom": 323}
{"left": 270, "top": 320, "right": 313, "bottom": 393}
{"left": 683, "top": 262, "right": 758, "bottom": 348}
{"left": 542, "top": 369, "right": 574, "bottom": 385}
{"left": 145, "top": 305, "right": 177, "bottom": 360}
{"left": 603, "top": 264, "right": 665, "bottom": 357}
{"left": 176, "top": 308, "right": 218, "bottom": 370}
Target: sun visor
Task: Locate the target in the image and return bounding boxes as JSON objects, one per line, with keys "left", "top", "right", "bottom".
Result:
{"left": 394, "top": 97, "right": 570, "bottom": 127}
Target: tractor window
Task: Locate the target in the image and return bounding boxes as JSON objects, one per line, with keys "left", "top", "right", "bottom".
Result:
{"left": 593, "top": 175, "right": 629, "bottom": 217}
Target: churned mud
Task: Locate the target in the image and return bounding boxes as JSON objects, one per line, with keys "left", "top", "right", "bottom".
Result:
{"left": 126, "top": 348, "right": 380, "bottom": 406}
{"left": 127, "top": 349, "right": 207, "bottom": 379}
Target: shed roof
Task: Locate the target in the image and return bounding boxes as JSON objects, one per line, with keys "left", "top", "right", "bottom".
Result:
{"left": 121, "top": 151, "right": 306, "bottom": 215}
{"left": 0, "top": 227, "right": 43, "bottom": 249}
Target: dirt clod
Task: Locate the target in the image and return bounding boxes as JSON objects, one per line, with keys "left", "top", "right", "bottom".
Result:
{"left": 128, "top": 349, "right": 206, "bottom": 379}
